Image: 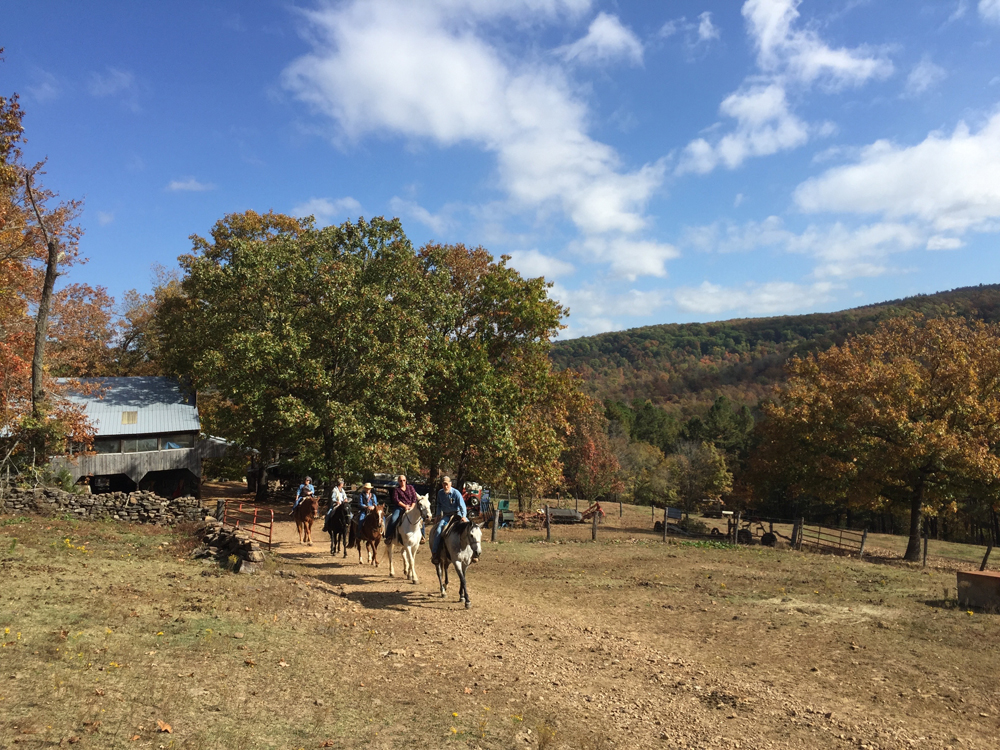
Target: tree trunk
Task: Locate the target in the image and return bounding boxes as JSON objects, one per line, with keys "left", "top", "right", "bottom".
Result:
{"left": 26, "top": 176, "right": 60, "bottom": 422}
{"left": 903, "top": 479, "right": 925, "bottom": 561}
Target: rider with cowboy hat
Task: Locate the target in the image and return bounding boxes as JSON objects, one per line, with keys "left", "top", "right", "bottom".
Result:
{"left": 431, "top": 475, "right": 466, "bottom": 565}
{"left": 357, "top": 482, "right": 377, "bottom": 524}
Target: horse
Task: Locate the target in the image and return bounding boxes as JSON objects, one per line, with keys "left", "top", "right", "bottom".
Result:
{"left": 325, "top": 502, "right": 353, "bottom": 557}
{"left": 292, "top": 494, "right": 319, "bottom": 545}
{"left": 432, "top": 519, "right": 483, "bottom": 609}
{"left": 353, "top": 504, "right": 385, "bottom": 566}
{"left": 385, "top": 494, "right": 431, "bottom": 583}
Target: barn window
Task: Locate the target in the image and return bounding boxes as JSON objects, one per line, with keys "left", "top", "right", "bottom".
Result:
{"left": 160, "top": 433, "right": 195, "bottom": 450}
{"left": 93, "top": 438, "right": 121, "bottom": 454}
{"left": 122, "top": 437, "right": 157, "bottom": 453}
{"left": 121, "top": 411, "right": 138, "bottom": 425}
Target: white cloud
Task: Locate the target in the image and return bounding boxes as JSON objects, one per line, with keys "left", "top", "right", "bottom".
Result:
{"left": 682, "top": 215, "right": 792, "bottom": 253}
{"left": 388, "top": 197, "right": 451, "bottom": 234}
{"left": 283, "top": 0, "right": 669, "bottom": 277}
{"left": 678, "top": 84, "right": 809, "bottom": 173}
{"left": 980, "top": 0, "right": 1000, "bottom": 23}
{"left": 26, "top": 69, "right": 61, "bottom": 103}
{"left": 506, "top": 249, "right": 574, "bottom": 279}
{"left": 678, "top": 0, "right": 892, "bottom": 175}
{"left": 697, "top": 12, "right": 720, "bottom": 43}
{"left": 96, "top": 211, "right": 115, "bottom": 226}
{"left": 926, "top": 235, "right": 964, "bottom": 251}
{"left": 674, "top": 280, "right": 835, "bottom": 315}
{"left": 88, "top": 67, "right": 135, "bottom": 97}
{"left": 558, "top": 12, "right": 643, "bottom": 65}
{"left": 794, "top": 112, "right": 1000, "bottom": 233}
{"left": 742, "top": 0, "right": 892, "bottom": 88}
{"left": 904, "top": 57, "right": 946, "bottom": 97}
{"left": 551, "top": 283, "right": 667, "bottom": 337}
{"left": 292, "top": 196, "right": 362, "bottom": 225}
{"left": 577, "top": 236, "right": 679, "bottom": 280}
{"left": 684, "top": 217, "right": 925, "bottom": 279}
{"left": 166, "top": 178, "right": 215, "bottom": 192}
{"left": 659, "top": 13, "right": 721, "bottom": 52}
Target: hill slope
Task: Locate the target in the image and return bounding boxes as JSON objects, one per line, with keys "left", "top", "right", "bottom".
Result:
{"left": 551, "top": 283, "right": 1000, "bottom": 414}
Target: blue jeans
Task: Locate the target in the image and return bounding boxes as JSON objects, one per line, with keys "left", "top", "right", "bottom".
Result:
{"left": 386, "top": 507, "right": 404, "bottom": 539}
{"left": 432, "top": 515, "right": 453, "bottom": 554}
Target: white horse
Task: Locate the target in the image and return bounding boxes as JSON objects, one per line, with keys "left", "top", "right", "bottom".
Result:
{"left": 385, "top": 494, "right": 432, "bottom": 583}
{"left": 433, "top": 520, "right": 483, "bottom": 609}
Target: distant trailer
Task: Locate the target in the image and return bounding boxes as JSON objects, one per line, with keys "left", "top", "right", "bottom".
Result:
{"left": 547, "top": 508, "right": 583, "bottom": 524}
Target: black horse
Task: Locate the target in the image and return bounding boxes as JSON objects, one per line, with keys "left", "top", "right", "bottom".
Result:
{"left": 324, "top": 503, "right": 353, "bottom": 558}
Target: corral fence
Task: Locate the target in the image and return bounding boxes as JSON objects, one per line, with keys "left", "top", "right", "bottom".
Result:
{"left": 222, "top": 501, "right": 274, "bottom": 550}
{"left": 793, "top": 520, "right": 867, "bottom": 557}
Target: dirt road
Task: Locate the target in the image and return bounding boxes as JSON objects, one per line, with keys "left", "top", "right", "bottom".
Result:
{"left": 265, "top": 509, "right": 1000, "bottom": 750}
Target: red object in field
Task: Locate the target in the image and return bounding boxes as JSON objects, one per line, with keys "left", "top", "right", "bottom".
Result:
{"left": 222, "top": 501, "right": 274, "bottom": 550}
{"left": 580, "top": 502, "right": 605, "bottom": 521}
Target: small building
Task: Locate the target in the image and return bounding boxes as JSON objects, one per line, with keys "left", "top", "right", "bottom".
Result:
{"left": 53, "top": 377, "right": 225, "bottom": 498}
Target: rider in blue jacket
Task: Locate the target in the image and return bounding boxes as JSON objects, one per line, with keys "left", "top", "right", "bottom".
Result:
{"left": 292, "top": 477, "right": 314, "bottom": 511}
{"left": 431, "top": 475, "right": 467, "bottom": 565}
{"left": 357, "top": 482, "right": 377, "bottom": 523}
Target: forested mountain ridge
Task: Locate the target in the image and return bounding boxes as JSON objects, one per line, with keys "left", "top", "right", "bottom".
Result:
{"left": 551, "top": 284, "right": 1000, "bottom": 414}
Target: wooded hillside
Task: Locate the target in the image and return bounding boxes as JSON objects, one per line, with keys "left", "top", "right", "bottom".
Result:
{"left": 551, "top": 284, "right": 1000, "bottom": 413}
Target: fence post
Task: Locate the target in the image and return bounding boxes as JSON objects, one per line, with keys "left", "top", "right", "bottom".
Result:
{"left": 618, "top": 495, "right": 622, "bottom": 518}
{"left": 491, "top": 502, "right": 499, "bottom": 543}
{"left": 981, "top": 544, "right": 993, "bottom": 571}
{"left": 922, "top": 525, "right": 929, "bottom": 568}
{"left": 859, "top": 529, "right": 868, "bottom": 558}
{"left": 797, "top": 518, "right": 805, "bottom": 550}
{"left": 592, "top": 508, "right": 598, "bottom": 542}
{"left": 545, "top": 504, "right": 551, "bottom": 542}
{"left": 662, "top": 505, "right": 668, "bottom": 542}
{"left": 791, "top": 519, "right": 800, "bottom": 551}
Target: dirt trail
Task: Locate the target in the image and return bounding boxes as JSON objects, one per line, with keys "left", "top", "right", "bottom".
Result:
{"left": 264, "top": 511, "right": 997, "bottom": 750}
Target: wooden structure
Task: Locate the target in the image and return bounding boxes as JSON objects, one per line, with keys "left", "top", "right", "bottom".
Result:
{"left": 51, "top": 377, "right": 230, "bottom": 498}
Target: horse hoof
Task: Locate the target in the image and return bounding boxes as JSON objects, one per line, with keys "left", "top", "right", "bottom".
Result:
{"left": 465, "top": 601, "right": 471, "bottom": 609}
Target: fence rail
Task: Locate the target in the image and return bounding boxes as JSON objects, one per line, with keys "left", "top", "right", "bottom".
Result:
{"left": 222, "top": 502, "right": 274, "bottom": 550}
{"left": 797, "top": 522, "right": 867, "bottom": 556}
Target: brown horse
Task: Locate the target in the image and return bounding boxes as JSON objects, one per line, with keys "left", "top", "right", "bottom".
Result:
{"left": 293, "top": 494, "right": 319, "bottom": 545}
{"left": 354, "top": 504, "right": 385, "bottom": 566}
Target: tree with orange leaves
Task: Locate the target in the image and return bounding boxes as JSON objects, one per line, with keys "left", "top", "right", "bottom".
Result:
{"left": 754, "top": 316, "right": 1000, "bottom": 560}
{"left": 1, "top": 79, "right": 98, "bottom": 466}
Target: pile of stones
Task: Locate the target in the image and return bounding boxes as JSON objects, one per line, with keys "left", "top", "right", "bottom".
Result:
{"left": 0, "top": 486, "right": 207, "bottom": 524}
{"left": 191, "top": 516, "right": 267, "bottom": 574}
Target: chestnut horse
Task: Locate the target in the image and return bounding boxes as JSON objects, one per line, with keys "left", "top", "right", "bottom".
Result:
{"left": 353, "top": 504, "right": 385, "bottom": 566}
{"left": 293, "top": 494, "right": 319, "bottom": 545}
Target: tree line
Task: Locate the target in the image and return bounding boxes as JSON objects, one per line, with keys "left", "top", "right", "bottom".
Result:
{"left": 5, "top": 80, "right": 1000, "bottom": 561}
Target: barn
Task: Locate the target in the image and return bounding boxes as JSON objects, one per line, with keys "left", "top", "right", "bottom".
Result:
{"left": 52, "top": 377, "right": 227, "bottom": 498}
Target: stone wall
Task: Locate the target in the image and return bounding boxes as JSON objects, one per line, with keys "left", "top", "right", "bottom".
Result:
{"left": 0, "top": 486, "right": 208, "bottom": 525}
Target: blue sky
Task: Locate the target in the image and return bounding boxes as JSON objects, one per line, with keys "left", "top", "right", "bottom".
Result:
{"left": 6, "top": 0, "right": 1000, "bottom": 338}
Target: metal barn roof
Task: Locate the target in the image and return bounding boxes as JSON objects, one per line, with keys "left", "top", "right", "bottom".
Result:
{"left": 58, "top": 377, "right": 200, "bottom": 437}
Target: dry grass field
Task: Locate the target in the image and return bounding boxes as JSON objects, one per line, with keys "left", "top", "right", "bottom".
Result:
{"left": 2, "top": 493, "right": 999, "bottom": 749}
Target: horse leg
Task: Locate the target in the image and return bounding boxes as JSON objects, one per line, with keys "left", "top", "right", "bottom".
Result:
{"left": 306, "top": 521, "right": 313, "bottom": 545}
{"left": 387, "top": 541, "right": 395, "bottom": 577}
{"left": 436, "top": 560, "right": 447, "bottom": 597}
{"left": 373, "top": 540, "right": 380, "bottom": 567}
{"left": 454, "top": 561, "right": 470, "bottom": 608}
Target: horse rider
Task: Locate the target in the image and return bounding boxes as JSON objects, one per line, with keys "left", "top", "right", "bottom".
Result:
{"left": 293, "top": 476, "right": 315, "bottom": 511}
{"left": 324, "top": 477, "right": 347, "bottom": 527}
{"left": 431, "top": 475, "right": 467, "bottom": 565}
{"left": 330, "top": 477, "right": 347, "bottom": 510}
{"left": 386, "top": 474, "right": 417, "bottom": 542}
{"left": 357, "top": 482, "right": 377, "bottom": 524}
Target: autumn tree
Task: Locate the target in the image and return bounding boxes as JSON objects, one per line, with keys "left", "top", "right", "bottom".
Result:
{"left": 754, "top": 316, "right": 1000, "bottom": 560}
{"left": 415, "top": 243, "right": 566, "bottom": 507}
{"left": 0, "top": 80, "right": 96, "bottom": 465}
{"left": 158, "top": 212, "right": 437, "bottom": 496}
{"left": 562, "top": 389, "right": 623, "bottom": 502}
